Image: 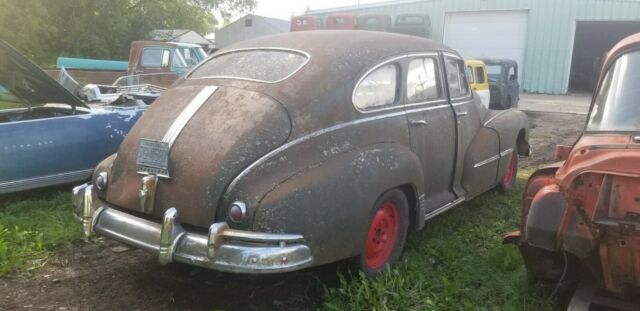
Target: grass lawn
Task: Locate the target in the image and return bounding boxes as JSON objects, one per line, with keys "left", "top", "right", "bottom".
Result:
{"left": 0, "top": 100, "right": 23, "bottom": 110}
{"left": 322, "top": 169, "right": 558, "bottom": 310}
{"left": 0, "top": 170, "right": 559, "bottom": 309}
{"left": 0, "top": 187, "right": 82, "bottom": 276}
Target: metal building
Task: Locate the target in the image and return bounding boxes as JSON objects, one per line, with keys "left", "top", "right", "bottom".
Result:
{"left": 309, "top": 0, "right": 640, "bottom": 94}
{"left": 215, "top": 14, "right": 290, "bottom": 49}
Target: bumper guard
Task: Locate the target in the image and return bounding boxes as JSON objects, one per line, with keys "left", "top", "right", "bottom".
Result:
{"left": 72, "top": 183, "right": 313, "bottom": 273}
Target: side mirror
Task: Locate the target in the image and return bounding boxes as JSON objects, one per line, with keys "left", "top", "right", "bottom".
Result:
{"left": 554, "top": 145, "right": 572, "bottom": 161}
{"left": 509, "top": 74, "right": 517, "bottom": 81}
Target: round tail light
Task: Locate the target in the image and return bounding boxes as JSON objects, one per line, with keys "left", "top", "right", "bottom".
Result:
{"left": 228, "top": 202, "right": 247, "bottom": 223}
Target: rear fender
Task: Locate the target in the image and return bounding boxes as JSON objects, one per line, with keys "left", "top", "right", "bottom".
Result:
{"left": 252, "top": 143, "right": 424, "bottom": 265}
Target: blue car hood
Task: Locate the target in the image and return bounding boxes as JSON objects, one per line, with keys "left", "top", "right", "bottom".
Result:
{"left": 0, "top": 40, "right": 87, "bottom": 108}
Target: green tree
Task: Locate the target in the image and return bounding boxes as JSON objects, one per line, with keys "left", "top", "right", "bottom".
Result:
{"left": 0, "top": 0, "right": 255, "bottom": 66}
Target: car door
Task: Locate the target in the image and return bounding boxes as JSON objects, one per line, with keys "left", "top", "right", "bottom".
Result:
{"left": 0, "top": 106, "right": 143, "bottom": 193}
{"left": 404, "top": 54, "right": 458, "bottom": 211}
{"left": 137, "top": 46, "right": 172, "bottom": 74}
{"left": 442, "top": 53, "right": 482, "bottom": 197}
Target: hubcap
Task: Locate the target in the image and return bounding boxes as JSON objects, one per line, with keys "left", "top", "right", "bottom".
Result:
{"left": 503, "top": 155, "right": 517, "bottom": 187}
{"left": 365, "top": 202, "right": 399, "bottom": 269}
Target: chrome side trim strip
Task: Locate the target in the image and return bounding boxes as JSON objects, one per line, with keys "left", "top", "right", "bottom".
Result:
{"left": 424, "top": 197, "right": 465, "bottom": 221}
{"left": 483, "top": 109, "right": 513, "bottom": 126}
{"left": 226, "top": 103, "right": 453, "bottom": 192}
{"left": 473, "top": 155, "right": 500, "bottom": 168}
{"left": 500, "top": 148, "right": 515, "bottom": 157}
{"left": 162, "top": 86, "right": 217, "bottom": 148}
{"left": 0, "top": 169, "right": 94, "bottom": 194}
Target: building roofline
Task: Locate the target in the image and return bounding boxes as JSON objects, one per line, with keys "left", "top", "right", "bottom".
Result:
{"left": 217, "top": 13, "right": 290, "bottom": 32}
{"left": 308, "top": 0, "right": 425, "bottom": 15}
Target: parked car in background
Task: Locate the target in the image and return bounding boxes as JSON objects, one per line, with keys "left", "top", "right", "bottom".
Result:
{"left": 0, "top": 40, "right": 148, "bottom": 194}
{"left": 357, "top": 14, "right": 393, "bottom": 32}
{"left": 72, "top": 31, "right": 529, "bottom": 277}
{"left": 290, "top": 15, "right": 324, "bottom": 31}
{"left": 393, "top": 14, "right": 432, "bottom": 38}
{"left": 465, "top": 59, "right": 490, "bottom": 109}
{"left": 326, "top": 13, "right": 357, "bottom": 30}
{"left": 480, "top": 58, "right": 519, "bottom": 110}
{"left": 57, "top": 41, "right": 207, "bottom": 79}
{"left": 505, "top": 33, "right": 640, "bottom": 309}
{"left": 127, "top": 41, "right": 207, "bottom": 77}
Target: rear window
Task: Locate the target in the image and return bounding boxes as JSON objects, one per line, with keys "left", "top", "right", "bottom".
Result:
{"left": 189, "top": 49, "right": 308, "bottom": 83}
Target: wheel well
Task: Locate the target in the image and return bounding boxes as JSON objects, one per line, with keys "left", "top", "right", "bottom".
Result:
{"left": 397, "top": 184, "right": 418, "bottom": 231}
{"left": 516, "top": 129, "right": 530, "bottom": 156}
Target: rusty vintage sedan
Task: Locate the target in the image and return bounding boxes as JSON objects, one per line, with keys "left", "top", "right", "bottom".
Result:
{"left": 72, "top": 31, "right": 529, "bottom": 276}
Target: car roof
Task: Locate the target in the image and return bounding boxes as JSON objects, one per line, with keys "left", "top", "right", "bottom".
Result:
{"left": 600, "top": 32, "right": 640, "bottom": 78}
{"left": 224, "top": 30, "right": 456, "bottom": 60}
{"left": 465, "top": 59, "right": 486, "bottom": 67}
{"left": 478, "top": 58, "right": 517, "bottom": 66}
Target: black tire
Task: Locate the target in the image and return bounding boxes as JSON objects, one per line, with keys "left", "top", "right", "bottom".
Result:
{"left": 497, "top": 151, "right": 518, "bottom": 193}
{"left": 520, "top": 244, "right": 567, "bottom": 282}
{"left": 357, "top": 189, "right": 409, "bottom": 277}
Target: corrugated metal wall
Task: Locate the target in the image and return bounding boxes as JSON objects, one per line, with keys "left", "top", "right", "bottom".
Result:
{"left": 311, "top": 0, "right": 640, "bottom": 94}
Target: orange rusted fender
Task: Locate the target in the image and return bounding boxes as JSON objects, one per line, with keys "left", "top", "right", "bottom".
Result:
{"left": 513, "top": 32, "right": 640, "bottom": 296}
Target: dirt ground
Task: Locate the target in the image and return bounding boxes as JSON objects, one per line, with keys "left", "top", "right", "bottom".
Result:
{"left": 0, "top": 111, "right": 586, "bottom": 311}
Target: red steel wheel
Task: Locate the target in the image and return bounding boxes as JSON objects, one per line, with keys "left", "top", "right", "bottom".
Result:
{"left": 365, "top": 202, "right": 399, "bottom": 269}
{"left": 358, "top": 189, "right": 409, "bottom": 277}
{"left": 498, "top": 152, "right": 518, "bottom": 193}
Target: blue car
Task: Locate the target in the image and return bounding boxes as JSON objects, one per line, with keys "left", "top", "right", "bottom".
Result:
{"left": 0, "top": 41, "right": 148, "bottom": 194}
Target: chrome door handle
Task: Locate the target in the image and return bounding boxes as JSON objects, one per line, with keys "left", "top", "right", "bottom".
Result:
{"left": 456, "top": 111, "right": 468, "bottom": 117}
{"left": 410, "top": 120, "right": 428, "bottom": 126}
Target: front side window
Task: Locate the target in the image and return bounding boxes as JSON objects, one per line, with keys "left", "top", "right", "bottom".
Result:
{"left": 587, "top": 50, "right": 640, "bottom": 132}
{"left": 141, "top": 48, "right": 171, "bottom": 68}
{"left": 189, "top": 49, "right": 308, "bottom": 83}
{"left": 475, "top": 66, "right": 486, "bottom": 84}
{"left": 172, "top": 50, "right": 187, "bottom": 68}
{"left": 407, "top": 57, "right": 441, "bottom": 103}
{"left": 508, "top": 66, "right": 517, "bottom": 81}
{"left": 445, "top": 57, "right": 470, "bottom": 98}
{"left": 354, "top": 63, "right": 398, "bottom": 110}
{"left": 486, "top": 65, "right": 503, "bottom": 82}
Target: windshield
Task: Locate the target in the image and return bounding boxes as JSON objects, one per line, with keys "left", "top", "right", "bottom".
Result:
{"left": 189, "top": 49, "right": 308, "bottom": 83}
{"left": 486, "top": 65, "right": 503, "bottom": 82}
{"left": 587, "top": 50, "right": 640, "bottom": 132}
{"left": 178, "top": 48, "right": 204, "bottom": 67}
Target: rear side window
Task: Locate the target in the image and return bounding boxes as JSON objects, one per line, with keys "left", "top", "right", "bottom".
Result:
{"left": 475, "top": 67, "right": 486, "bottom": 84}
{"left": 141, "top": 48, "right": 170, "bottom": 68}
{"left": 189, "top": 49, "right": 308, "bottom": 83}
{"left": 445, "top": 57, "right": 470, "bottom": 98}
{"left": 407, "top": 57, "right": 441, "bottom": 103}
{"left": 354, "top": 63, "right": 399, "bottom": 110}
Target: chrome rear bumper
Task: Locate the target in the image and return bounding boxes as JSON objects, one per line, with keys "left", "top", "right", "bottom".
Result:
{"left": 72, "top": 183, "right": 313, "bottom": 274}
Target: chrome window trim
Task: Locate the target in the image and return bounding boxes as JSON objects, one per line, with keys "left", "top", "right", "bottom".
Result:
{"left": 352, "top": 52, "right": 447, "bottom": 114}
{"left": 186, "top": 47, "right": 311, "bottom": 84}
{"left": 405, "top": 53, "right": 447, "bottom": 105}
{"left": 442, "top": 52, "right": 473, "bottom": 102}
{"left": 352, "top": 55, "right": 405, "bottom": 113}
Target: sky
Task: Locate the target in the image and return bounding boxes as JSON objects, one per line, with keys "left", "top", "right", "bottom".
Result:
{"left": 253, "top": 0, "right": 390, "bottom": 21}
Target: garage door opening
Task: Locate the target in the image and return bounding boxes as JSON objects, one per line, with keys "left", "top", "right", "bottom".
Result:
{"left": 569, "top": 20, "right": 640, "bottom": 93}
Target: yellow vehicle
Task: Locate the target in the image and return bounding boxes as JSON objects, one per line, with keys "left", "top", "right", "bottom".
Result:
{"left": 464, "top": 59, "right": 490, "bottom": 109}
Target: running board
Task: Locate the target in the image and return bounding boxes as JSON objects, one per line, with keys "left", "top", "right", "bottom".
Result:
{"left": 424, "top": 197, "right": 466, "bottom": 221}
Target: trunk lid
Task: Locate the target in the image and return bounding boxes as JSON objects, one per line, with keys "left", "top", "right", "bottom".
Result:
{"left": 106, "top": 83, "right": 291, "bottom": 227}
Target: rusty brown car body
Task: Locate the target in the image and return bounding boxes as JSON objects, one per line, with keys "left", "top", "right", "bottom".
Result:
{"left": 73, "top": 31, "right": 529, "bottom": 275}
{"left": 506, "top": 33, "right": 640, "bottom": 304}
